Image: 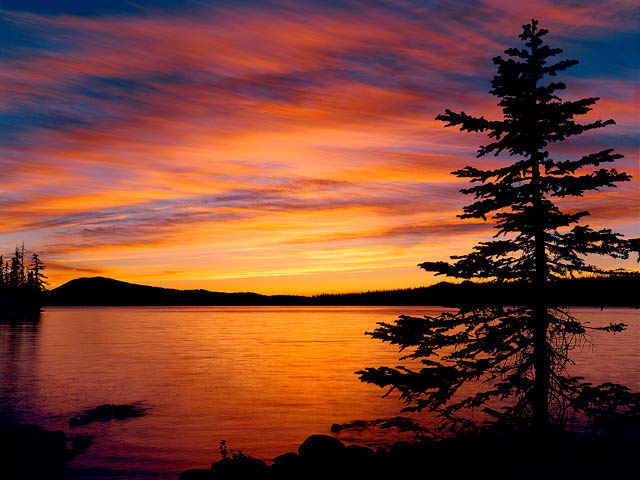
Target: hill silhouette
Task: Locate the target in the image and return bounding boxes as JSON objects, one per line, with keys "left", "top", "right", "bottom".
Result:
{"left": 45, "top": 275, "right": 640, "bottom": 307}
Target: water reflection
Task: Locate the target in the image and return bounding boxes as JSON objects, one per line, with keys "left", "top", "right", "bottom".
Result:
{"left": 0, "top": 307, "right": 638, "bottom": 480}
{"left": 1, "top": 312, "right": 41, "bottom": 424}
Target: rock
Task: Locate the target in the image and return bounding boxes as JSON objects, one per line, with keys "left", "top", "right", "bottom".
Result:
{"left": 37, "top": 429, "right": 71, "bottom": 462}
{"left": 329, "top": 420, "right": 368, "bottom": 433}
{"left": 389, "top": 441, "right": 421, "bottom": 476}
{"left": 211, "top": 456, "right": 267, "bottom": 479}
{"left": 412, "top": 439, "right": 434, "bottom": 459}
{"left": 298, "top": 434, "right": 346, "bottom": 462}
{"left": 179, "top": 468, "right": 213, "bottom": 480}
{"left": 390, "top": 441, "right": 412, "bottom": 457}
{"left": 341, "top": 445, "right": 380, "bottom": 477}
{"left": 2, "top": 426, "right": 72, "bottom": 480}
{"left": 69, "top": 416, "right": 85, "bottom": 427}
{"left": 273, "top": 452, "right": 301, "bottom": 467}
{"left": 70, "top": 435, "right": 94, "bottom": 450}
{"left": 40, "top": 429, "right": 67, "bottom": 450}
{"left": 345, "top": 444, "right": 376, "bottom": 462}
{"left": 268, "top": 452, "right": 302, "bottom": 479}
{"left": 69, "top": 403, "right": 146, "bottom": 426}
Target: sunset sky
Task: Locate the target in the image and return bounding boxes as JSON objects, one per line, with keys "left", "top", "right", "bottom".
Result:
{"left": 1, "top": 0, "right": 638, "bottom": 294}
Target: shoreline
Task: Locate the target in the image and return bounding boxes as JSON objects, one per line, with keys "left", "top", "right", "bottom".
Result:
{"left": 5, "top": 422, "right": 639, "bottom": 480}
{"left": 178, "top": 429, "right": 640, "bottom": 480}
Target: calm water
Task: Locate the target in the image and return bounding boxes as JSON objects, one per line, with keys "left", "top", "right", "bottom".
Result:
{"left": 1, "top": 306, "right": 639, "bottom": 479}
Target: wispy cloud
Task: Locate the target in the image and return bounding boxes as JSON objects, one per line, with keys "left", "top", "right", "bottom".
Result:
{"left": 1, "top": 0, "right": 637, "bottom": 293}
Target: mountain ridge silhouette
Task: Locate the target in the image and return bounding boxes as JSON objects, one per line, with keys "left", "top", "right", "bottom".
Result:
{"left": 45, "top": 275, "right": 640, "bottom": 307}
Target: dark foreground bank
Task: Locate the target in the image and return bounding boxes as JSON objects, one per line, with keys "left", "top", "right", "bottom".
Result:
{"left": 3, "top": 424, "right": 638, "bottom": 479}
{"left": 178, "top": 431, "right": 639, "bottom": 480}
{"left": 1, "top": 425, "right": 93, "bottom": 480}
{"left": 1, "top": 404, "right": 137, "bottom": 480}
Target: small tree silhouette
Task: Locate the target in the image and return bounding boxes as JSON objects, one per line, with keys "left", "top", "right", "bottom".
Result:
{"left": 358, "top": 20, "right": 639, "bottom": 434}
{"left": 29, "top": 253, "right": 48, "bottom": 292}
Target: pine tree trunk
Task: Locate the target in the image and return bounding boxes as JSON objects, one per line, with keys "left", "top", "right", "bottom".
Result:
{"left": 532, "top": 256, "right": 549, "bottom": 432}
{"left": 531, "top": 152, "right": 550, "bottom": 433}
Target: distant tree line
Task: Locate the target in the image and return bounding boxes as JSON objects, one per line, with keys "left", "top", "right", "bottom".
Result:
{"left": 0, "top": 244, "right": 47, "bottom": 315}
{"left": 315, "top": 275, "right": 640, "bottom": 308}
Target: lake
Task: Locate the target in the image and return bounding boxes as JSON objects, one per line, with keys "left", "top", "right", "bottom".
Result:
{"left": 1, "top": 306, "right": 639, "bottom": 479}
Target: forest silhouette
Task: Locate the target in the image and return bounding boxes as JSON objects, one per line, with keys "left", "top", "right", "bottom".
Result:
{"left": 0, "top": 245, "right": 47, "bottom": 319}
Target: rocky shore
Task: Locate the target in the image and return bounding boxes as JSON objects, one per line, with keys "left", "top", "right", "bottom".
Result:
{"left": 180, "top": 430, "right": 639, "bottom": 480}
{"left": 3, "top": 421, "right": 638, "bottom": 479}
{"left": 1, "top": 403, "right": 137, "bottom": 480}
{"left": 1, "top": 424, "right": 92, "bottom": 480}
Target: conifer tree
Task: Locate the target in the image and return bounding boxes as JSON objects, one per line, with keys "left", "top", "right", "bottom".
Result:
{"left": 29, "top": 252, "right": 48, "bottom": 292}
{"left": 358, "top": 20, "right": 639, "bottom": 433}
{"left": 9, "top": 246, "right": 24, "bottom": 288}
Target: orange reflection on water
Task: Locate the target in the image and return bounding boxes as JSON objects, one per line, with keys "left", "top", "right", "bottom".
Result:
{"left": 3, "top": 306, "right": 639, "bottom": 479}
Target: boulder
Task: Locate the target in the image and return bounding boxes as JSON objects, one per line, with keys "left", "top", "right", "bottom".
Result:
{"left": 273, "top": 452, "right": 301, "bottom": 467}
{"left": 69, "top": 403, "right": 146, "bottom": 426}
{"left": 345, "top": 444, "right": 376, "bottom": 462}
{"left": 211, "top": 456, "right": 267, "bottom": 479}
{"left": 390, "top": 441, "right": 412, "bottom": 457}
{"left": 268, "top": 452, "right": 302, "bottom": 479}
{"left": 342, "top": 445, "right": 380, "bottom": 477}
{"left": 298, "top": 434, "right": 346, "bottom": 462}
{"left": 2, "top": 426, "right": 71, "bottom": 480}
{"left": 179, "top": 469, "right": 213, "bottom": 480}
{"left": 70, "top": 435, "right": 94, "bottom": 450}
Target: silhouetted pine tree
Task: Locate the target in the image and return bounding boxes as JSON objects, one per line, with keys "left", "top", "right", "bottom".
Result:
{"left": 358, "top": 20, "right": 640, "bottom": 434}
{"left": 29, "top": 253, "right": 48, "bottom": 293}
